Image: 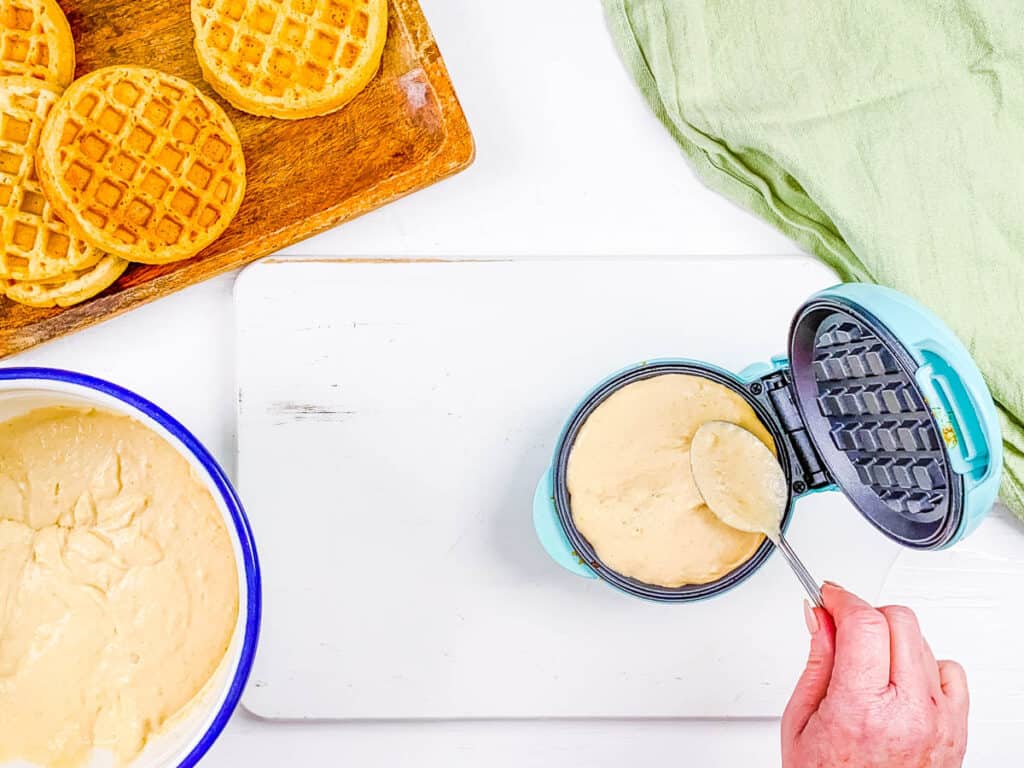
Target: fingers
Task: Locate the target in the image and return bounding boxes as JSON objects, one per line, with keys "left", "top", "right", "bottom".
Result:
{"left": 921, "top": 639, "right": 943, "bottom": 699}
{"left": 939, "top": 660, "right": 969, "bottom": 711}
{"left": 822, "top": 583, "right": 891, "bottom": 695}
{"left": 782, "top": 603, "right": 836, "bottom": 742}
{"left": 939, "top": 660, "right": 970, "bottom": 761}
{"left": 878, "top": 605, "right": 928, "bottom": 694}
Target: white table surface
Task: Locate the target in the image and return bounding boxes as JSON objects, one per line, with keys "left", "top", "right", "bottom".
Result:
{"left": 8, "top": 1, "right": 1019, "bottom": 764}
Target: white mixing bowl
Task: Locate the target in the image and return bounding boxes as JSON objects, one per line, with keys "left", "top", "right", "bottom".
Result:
{"left": 0, "top": 368, "right": 261, "bottom": 768}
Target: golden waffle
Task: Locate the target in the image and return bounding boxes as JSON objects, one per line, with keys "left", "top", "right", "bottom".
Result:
{"left": 0, "top": 76, "right": 105, "bottom": 281}
{"left": 36, "top": 66, "right": 247, "bottom": 264}
{"left": 3, "top": 252, "right": 126, "bottom": 307}
{"left": 191, "top": 0, "right": 387, "bottom": 119}
{"left": 0, "top": 0, "right": 75, "bottom": 87}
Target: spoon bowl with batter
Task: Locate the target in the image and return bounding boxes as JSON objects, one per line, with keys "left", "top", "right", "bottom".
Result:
{"left": 691, "top": 420, "right": 823, "bottom": 607}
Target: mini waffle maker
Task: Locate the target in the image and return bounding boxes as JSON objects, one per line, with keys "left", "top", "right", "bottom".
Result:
{"left": 533, "top": 284, "right": 1003, "bottom": 602}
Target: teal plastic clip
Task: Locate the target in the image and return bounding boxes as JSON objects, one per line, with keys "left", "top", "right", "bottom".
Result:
{"left": 914, "top": 348, "right": 995, "bottom": 482}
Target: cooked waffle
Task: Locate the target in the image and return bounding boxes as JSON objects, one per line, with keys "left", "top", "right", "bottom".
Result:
{"left": 0, "top": 0, "right": 75, "bottom": 87}
{"left": 191, "top": 0, "right": 387, "bottom": 119}
{"left": 36, "top": 66, "right": 246, "bottom": 264}
{"left": 0, "top": 76, "right": 106, "bottom": 281}
{"left": 3, "top": 252, "right": 126, "bottom": 307}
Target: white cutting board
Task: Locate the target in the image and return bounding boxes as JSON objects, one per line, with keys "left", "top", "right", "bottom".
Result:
{"left": 236, "top": 256, "right": 915, "bottom": 720}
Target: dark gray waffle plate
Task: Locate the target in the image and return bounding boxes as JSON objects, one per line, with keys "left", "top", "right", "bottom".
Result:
{"left": 790, "top": 300, "right": 962, "bottom": 548}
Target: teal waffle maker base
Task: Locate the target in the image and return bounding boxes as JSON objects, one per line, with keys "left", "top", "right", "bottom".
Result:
{"left": 534, "top": 284, "right": 1003, "bottom": 603}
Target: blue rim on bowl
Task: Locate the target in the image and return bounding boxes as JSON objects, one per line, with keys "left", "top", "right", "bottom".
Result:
{"left": 0, "top": 367, "right": 261, "bottom": 768}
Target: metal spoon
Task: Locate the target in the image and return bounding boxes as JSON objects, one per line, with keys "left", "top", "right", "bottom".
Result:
{"left": 690, "top": 420, "right": 824, "bottom": 608}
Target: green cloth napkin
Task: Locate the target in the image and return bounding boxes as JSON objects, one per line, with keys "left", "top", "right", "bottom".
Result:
{"left": 604, "top": 0, "right": 1024, "bottom": 519}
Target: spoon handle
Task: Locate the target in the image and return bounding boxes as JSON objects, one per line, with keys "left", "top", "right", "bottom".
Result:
{"left": 774, "top": 535, "right": 824, "bottom": 608}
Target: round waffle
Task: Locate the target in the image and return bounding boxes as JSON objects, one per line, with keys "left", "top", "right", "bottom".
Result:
{"left": 36, "top": 66, "right": 247, "bottom": 265}
{"left": 3, "top": 252, "right": 126, "bottom": 307}
{"left": 191, "top": 0, "right": 387, "bottom": 119}
{"left": 0, "top": 0, "right": 75, "bottom": 87}
{"left": 0, "top": 76, "right": 106, "bottom": 281}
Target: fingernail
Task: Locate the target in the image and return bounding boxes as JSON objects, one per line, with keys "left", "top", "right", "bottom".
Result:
{"left": 803, "top": 600, "right": 819, "bottom": 635}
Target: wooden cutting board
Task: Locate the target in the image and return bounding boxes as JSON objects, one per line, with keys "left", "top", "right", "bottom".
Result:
{"left": 236, "top": 258, "right": 1024, "bottom": 722}
{"left": 0, "top": 0, "right": 473, "bottom": 357}
{"left": 235, "top": 256, "right": 906, "bottom": 720}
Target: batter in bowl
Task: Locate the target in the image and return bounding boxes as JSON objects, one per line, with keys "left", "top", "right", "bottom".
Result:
{"left": 0, "top": 407, "right": 239, "bottom": 768}
{"left": 567, "top": 373, "right": 777, "bottom": 588}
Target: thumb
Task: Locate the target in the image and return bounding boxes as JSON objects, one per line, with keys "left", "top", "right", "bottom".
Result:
{"left": 782, "top": 602, "right": 836, "bottom": 743}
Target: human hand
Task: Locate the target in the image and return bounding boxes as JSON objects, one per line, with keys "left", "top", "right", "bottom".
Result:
{"left": 781, "top": 584, "right": 968, "bottom": 767}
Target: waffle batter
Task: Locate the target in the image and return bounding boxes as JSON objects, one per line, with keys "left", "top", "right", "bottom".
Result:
{"left": 691, "top": 421, "right": 788, "bottom": 539}
{"left": 0, "top": 407, "right": 238, "bottom": 768}
{"left": 567, "top": 374, "right": 775, "bottom": 587}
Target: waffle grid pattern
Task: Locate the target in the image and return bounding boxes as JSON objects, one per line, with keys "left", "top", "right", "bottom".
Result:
{"left": 192, "top": 0, "right": 384, "bottom": 114}
{"left": 0, "top": 77, "right": 103, "bottom": 281}
{"left": 0, "top": 0, "right": 73, "bottom": 85}
{"left": 812, "top": 317, "right": 947, "bottom": 521}
{"left": 39, "top": 68, "right": 245, "bottom": 263}
{"left": 4, "top": 253, "right": 126, "bottom": 307}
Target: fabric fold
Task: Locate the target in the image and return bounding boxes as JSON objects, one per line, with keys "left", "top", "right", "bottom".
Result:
{"left": 604, "top": 0, "right": 1024, "bottom": 519}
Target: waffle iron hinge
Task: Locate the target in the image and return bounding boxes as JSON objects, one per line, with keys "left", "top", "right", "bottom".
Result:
{"left": 756, "top": 369, "right": 834, "bottom": 492}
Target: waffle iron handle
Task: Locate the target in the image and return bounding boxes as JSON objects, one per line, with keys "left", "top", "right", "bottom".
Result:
{"left": 533, "top": 471, "right": 597, "bottom": 579}
{"left": 913, "top": 349, "right": 998, "bottom": 484}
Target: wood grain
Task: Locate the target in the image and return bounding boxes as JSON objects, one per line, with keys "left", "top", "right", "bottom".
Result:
{"left": 0, "top": 0, "right": 474, "bottom": 357}
{"left": 235, "top": 257, "right": 868, "bottom": 720}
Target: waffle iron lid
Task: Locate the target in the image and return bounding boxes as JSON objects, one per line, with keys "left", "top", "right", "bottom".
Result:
{"left": 785, "top": 286, "right": 996, "bottom": 549}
